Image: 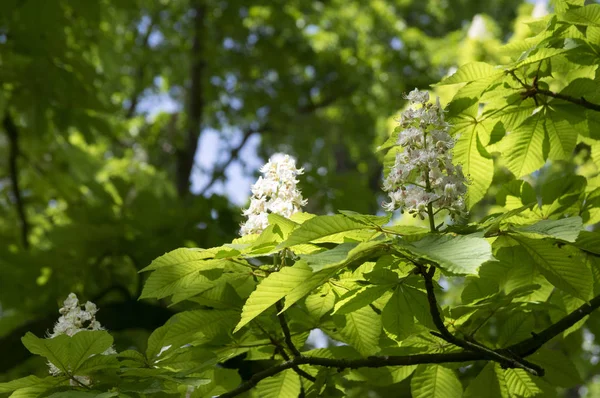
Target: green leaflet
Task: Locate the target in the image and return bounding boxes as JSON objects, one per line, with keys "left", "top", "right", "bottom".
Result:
{"left": 305, "top": 283, "right": 336, "bottom": 320}
{"left": 562, "top": 4, "right": 600, "bottom": 27}
{"left": 410, "top": 365, "right": 462, "bottom": 398}
{"left": 382, "top": 285, "right": 418, "bottom": 341}
{"left": 452, "top": 118, "right": 494, "bottom": 209}
{"left": 234, "top": 261, "right": 313, "bottom": 332}
{"left": 509, "top": 235, "right": 593, "bottom": 300}
{"left": 396, "top": 234, "right": 493, "bottom": 275}
{"left": 277, "top": 214, "right": 379, "bottom": 248}
{"left": 464, "top": 363, "right": 504, "bottom": 398}
{"left": 336, "top": 305, "right": 382, "bottom": 356}
{"left": 0, "top": 376, "right": 61, "bottom": 394}
{"left": 503, "top": 368, "right": 542, "bottom": 397}
{"left": 332, "top": 284, "right": 392, "bottom": 315}
{"left": 501, "top": 112, "right": 547, "bottom": 178}
{"left": 511, "top": 216, "right": 582, "bottom": 242}
{"left": 436, "top": 62, "right": 502, "bottom": 85}
{"left": 21, "top": 331, "right": 113, "bottom": 374}
{"left": 256, "top": 369, "right": 301, "bottom": 398}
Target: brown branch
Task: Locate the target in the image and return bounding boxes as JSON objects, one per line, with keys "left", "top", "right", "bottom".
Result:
{"left": 125, "top": 9, "right": 162, "bottom": 118}
{"left": 507, "top": 70, "right": 600, "bottom": 112}
{"left": 176, "top": 1, "right": 206, "bottom": 196}
{"left": 218, "top": 287, "right": 600, "bottom": 398}
{"left": 419, "top": 265, "right": 543, "bottom": 375}
{"left": 275, "top": 300, "right": 302, "bottom": 357}
{"left": 3, "top": 111, "right": 29, "bottom": 250}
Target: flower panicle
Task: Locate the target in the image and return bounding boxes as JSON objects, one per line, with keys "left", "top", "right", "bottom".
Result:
{"left": 240, "top": 153, "right": 307, "bottom": 236}
{"left": 382, "top": 89, "right": 468, "bottom": 220}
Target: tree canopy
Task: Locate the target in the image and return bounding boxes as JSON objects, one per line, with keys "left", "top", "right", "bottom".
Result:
{"left": 3, "top": 0, "right": 600, "bottom": 397}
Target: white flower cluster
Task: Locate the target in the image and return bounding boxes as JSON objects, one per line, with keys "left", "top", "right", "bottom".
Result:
{"left": 382, "top": 89, "right": 467, "bottom": 220}
{"left": 240, "top": 153, "right": 307, "bottom": 235}
{"left": 48, "top": 293, "right": 116, "bottom": 381}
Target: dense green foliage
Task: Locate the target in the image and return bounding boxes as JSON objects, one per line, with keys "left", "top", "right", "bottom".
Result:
{"left": 3, "top": 0, "right": 600, "bottom": 397}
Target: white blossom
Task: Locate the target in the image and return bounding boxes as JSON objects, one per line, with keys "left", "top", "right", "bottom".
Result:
{"left": 47, "top": 293, "right": 116, "bottom": 379}
{"left": 382, "top": 89, "right": 467, "bottom": 220}
{"left": 240, "top": 153, "right": 307, "bottom": 235}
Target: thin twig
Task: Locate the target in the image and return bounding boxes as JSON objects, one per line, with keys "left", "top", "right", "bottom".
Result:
{"left": 507, "top": 70, "right": 600, "bottom": 112}
{"left": 275, "top": 300, "right": 302, "bottom": 357}
{"left": 3, "top": 112, "right": 29, "bottom": 250}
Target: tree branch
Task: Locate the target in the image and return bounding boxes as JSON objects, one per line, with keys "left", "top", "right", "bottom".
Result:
{"left": 176, "top": 1, "right": 206, "bottom": 196}
{"left": 419, "top": 265, "right": 543, "bottom": 375}
{"left": 217, "top": 266, "right": 600, "bottom": 397}
{"left": 508, "top": 70, "right": 600, "bottom": 112}
{"left": 275, "top": 300, "right": 302, "bottom": 357}
{"left": 3, "top": 111, "right": 29, "bottom": 250}
{"left": 125, "top": 9, "right": 162, "bottom": 118}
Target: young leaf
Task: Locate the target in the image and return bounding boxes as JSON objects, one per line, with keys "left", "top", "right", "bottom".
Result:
{"left": 410, "top": 365, "right": 462, "bottom": 398}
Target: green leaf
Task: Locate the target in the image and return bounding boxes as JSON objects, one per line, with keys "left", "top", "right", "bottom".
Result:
{"left": 453, "top": 123, "right": 494, "bottom": 208}
{"left": 333, "top": 284, "right": 391, "bottom": 315}
{"left": 301, "top": 240, "right": 387, "bottom": 272}
{"left": 140, "top": 247, "right": 218, "bottom": 272}
{"left": 382, "top": 286, "right": 417, "bottom": 341}
{"left": 464, "top": 363, "right": 504, "bottom": 398}
{"left": 436, "top": 62, "right": 502, "bottom": 85}
{"left": 305, "top": 283, "right": 336, "bottom": 320}
{"left": 562, "top": 4, "right": 600, "bottom": 27}
{"left": 0, "top": 376, "right": 57, "bottom": 394}
{"left": 337, "top": 210, "right": 391, "bottom": 227}
{"left": 397, "top": 234, "right": 493, "bottom": 275}
{"left": 336, "top": 305, "right": 381, "bottom": 356}
{"left": 234, "top": 262, "right": 313, "bottom": 332}
{"left": 512, "top": 216, "right": 582, "bottom": 242}
{"left": 255, "top": 369, "right": 301, "bottom": 398}
{"left": 530, "top": 349, "right": 582, "bottom": 388}
{"left": 496, "top": 312, "right": 535, "bottom": 347}
{"left": 510, "top": 235, "right": 593, "bottom": 300}
{"left": 282, "top": 267, "right": 341, "bottom": 312}
{"left": 410, "top": 365, "right": 462, "bottom": 398}
{"left": 504, "top": 368, "right": 541, "bottom": 397}
{"left": 575, "top": 231, "right": 600, "bottom": 254}
{"left": 501, "top": 112, "right": 547, "bottom": 178}
{"left": 21, "top": 331, "right": 113, "bottom": 374}
{"left": 278, "top": 215, "right": 378, "bottom": 248}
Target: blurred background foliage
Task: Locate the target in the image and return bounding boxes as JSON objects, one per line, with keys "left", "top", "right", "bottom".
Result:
{"left": 0, "top": 0, "right": 572, "bottom": 391}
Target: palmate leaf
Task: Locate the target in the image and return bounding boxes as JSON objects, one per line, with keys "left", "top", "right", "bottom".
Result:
{"left": 510, "top": 235, "right": 593, "bottom": 300}
{"left": 256, "top": 369, "right": 301, "bottom": 398}
{"left": 464, "top": 363, "right": 504, "bottom": 398}
{"left": 234, "top": 262, "right": 313, "bottom": 332}
{"left": 382, "top": 285, "right": 417, "bottom": 341}
{"left": 410, "top": 365, "right": 462, "bottom": 398}
{"left": 277, "top": 214, "right": 379, "bottom": 248}
{"left": 397, "top": 234, "right": 493, "bottom": 275}
{"left": 21, "top": 331, "right": 113, "bottom": 374}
